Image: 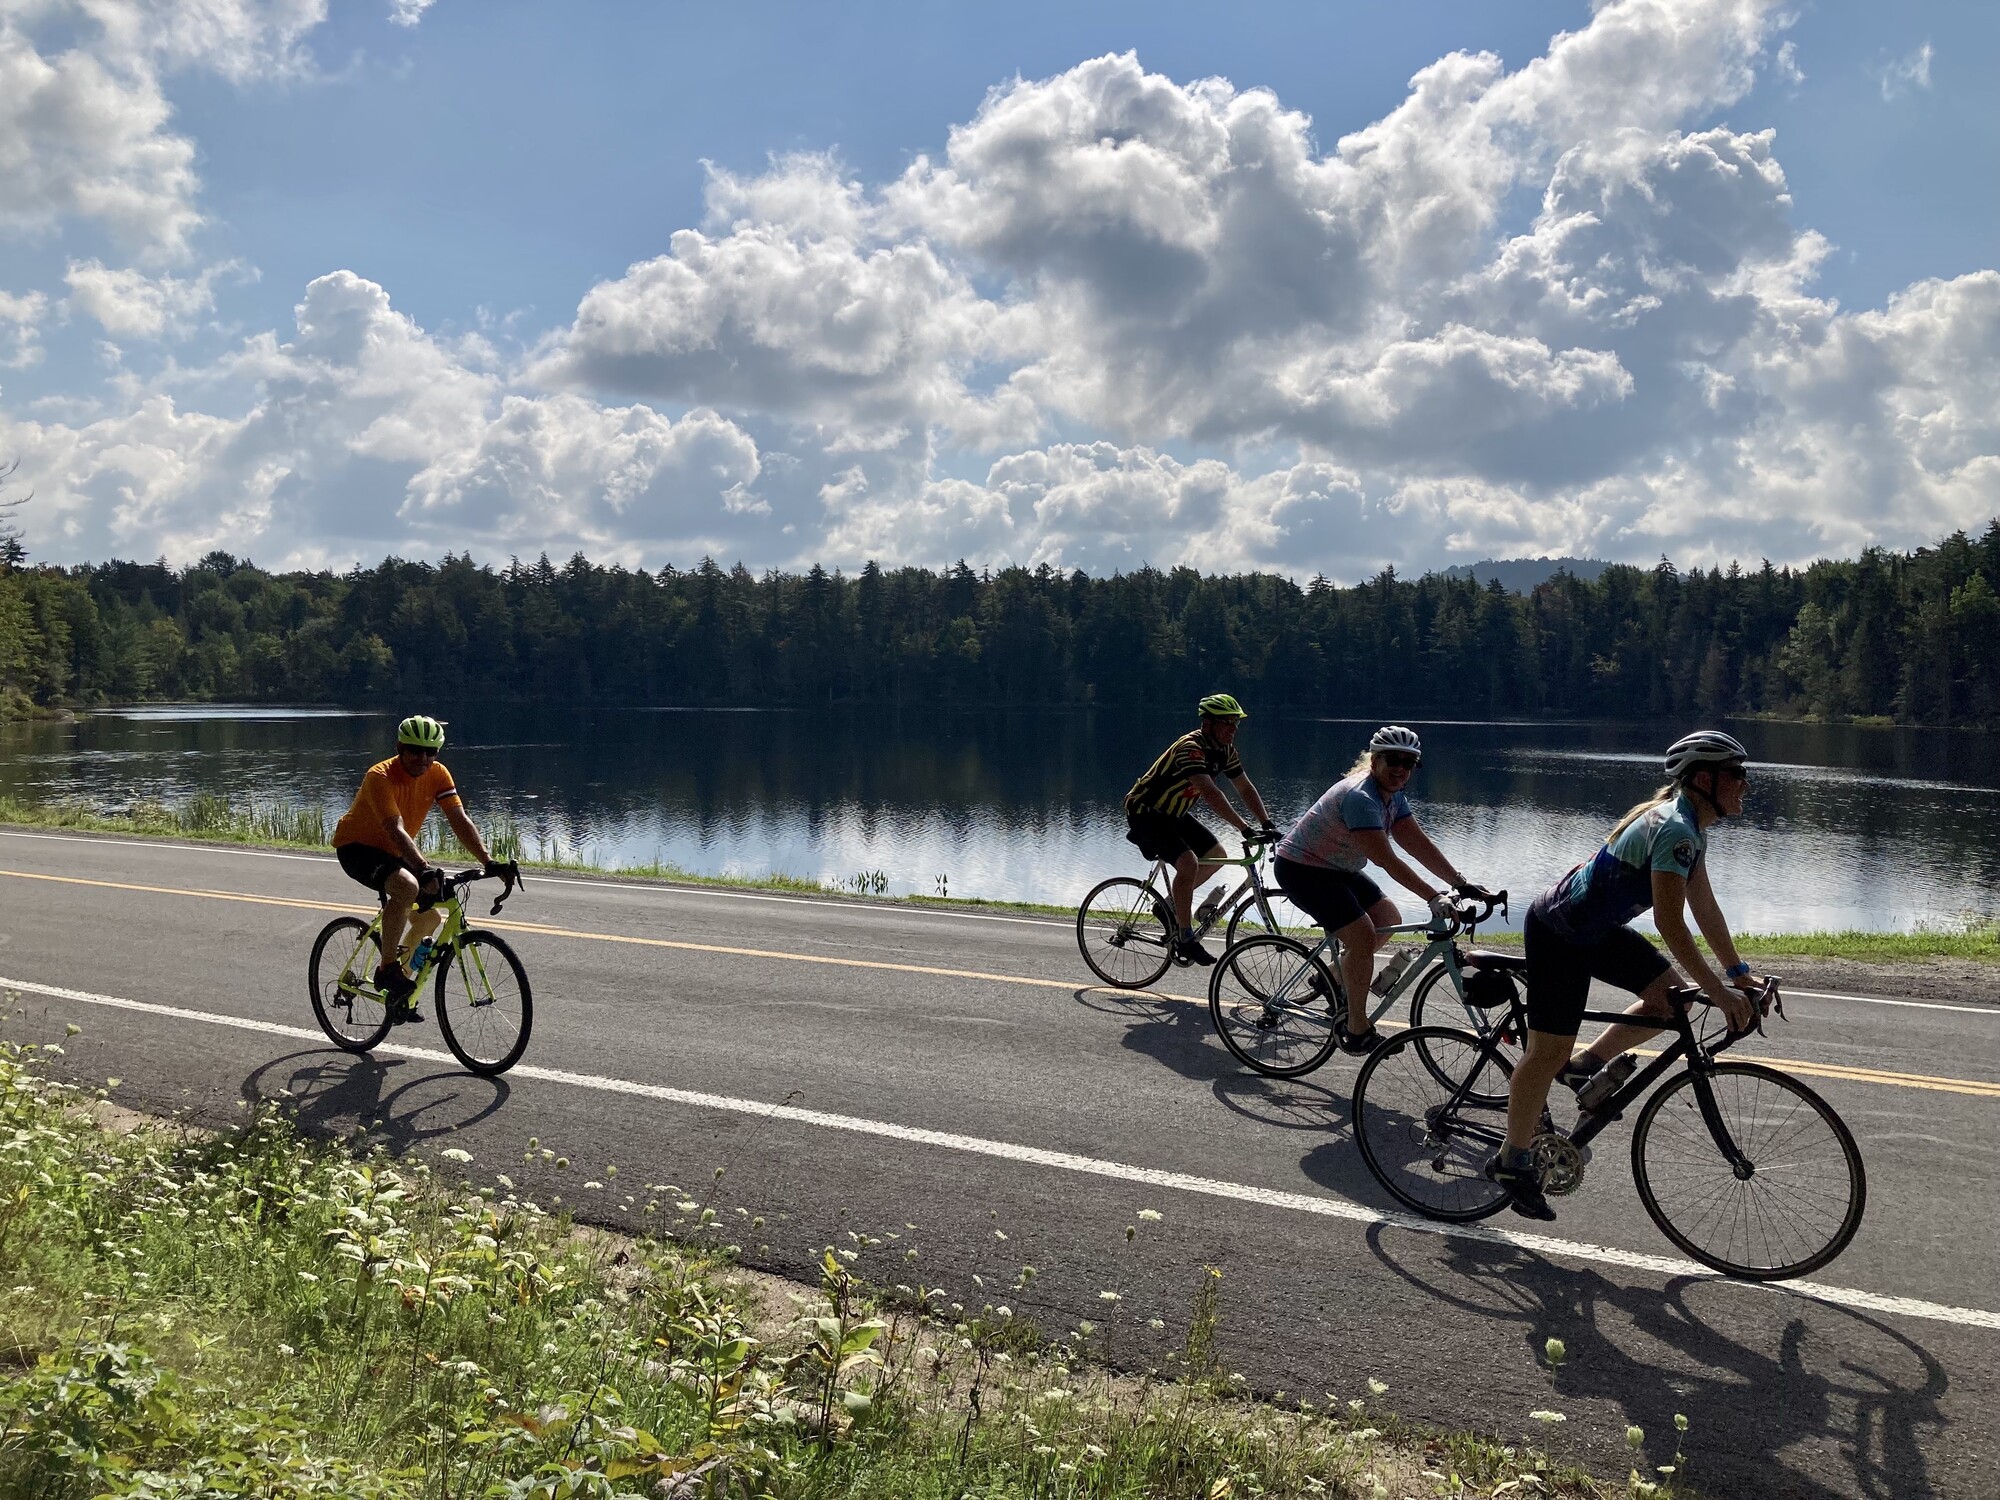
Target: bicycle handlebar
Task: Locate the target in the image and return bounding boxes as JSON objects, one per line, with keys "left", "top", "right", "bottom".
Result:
{"left": 435, "top": 862, "right": 524, "bottom": 916}
{"left": 1666, "top": 975, "right": 1784, "bottom": 1041}
{"left": 1423, "top": 887, "right": 1508, "bottom": 935}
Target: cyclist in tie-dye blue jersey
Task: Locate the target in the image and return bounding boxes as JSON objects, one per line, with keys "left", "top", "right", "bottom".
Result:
{"left": 1485, "top": 730, "right": 1767, "bottom": 1222}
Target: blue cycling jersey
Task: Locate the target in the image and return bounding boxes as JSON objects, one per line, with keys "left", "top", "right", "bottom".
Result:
{"left": 1532, "top": 792, "right": 1705, "bottom": 942}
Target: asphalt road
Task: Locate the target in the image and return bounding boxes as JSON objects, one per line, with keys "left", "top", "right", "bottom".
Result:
{"left": 2, "top": 826, "right": 1995, "bottom": 1500}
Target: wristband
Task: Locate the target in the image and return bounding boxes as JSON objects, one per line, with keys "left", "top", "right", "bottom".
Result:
{"left": 1725, "top": 961, "right": 1751, "bottom": 980}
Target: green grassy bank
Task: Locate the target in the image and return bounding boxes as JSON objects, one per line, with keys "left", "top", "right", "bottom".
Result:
{"left": 1, "top": 794, "right": 1994, "bottom": 965}
{"left": 0, "top": 1030, "right": 1661, "bottom": 1500}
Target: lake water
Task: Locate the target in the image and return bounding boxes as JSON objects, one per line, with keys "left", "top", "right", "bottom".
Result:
{"left": 3, "top": 705, "right": 1998, "bottom": 935}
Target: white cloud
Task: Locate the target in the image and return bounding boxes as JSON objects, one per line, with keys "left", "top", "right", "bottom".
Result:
{"left": 0, "top": 20, "right": 203, "bottom": 255}
{"left": 64, "top": 257, "right": 248, "bottom": 337}
{"left": 1879, "top": 42, "right": 1932, "bottom": 102}
{"left": 0, "top": 289, "right": 48, "bottom": 370}
{"left": 1, "top": 271, "right": 766, "bottom": 567}
{"left": 5, "top": 0, "right": 1998, "bottom": 580}
{"left": 0, "top": 1, "right": 331, "bottom": 258}
{"left": 387, "top": 0, "right": 435, "bottom": 27}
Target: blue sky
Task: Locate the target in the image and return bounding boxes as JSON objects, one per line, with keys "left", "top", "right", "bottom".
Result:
{"left": 2, "top": 0, "right": 1994, "bottom": 580}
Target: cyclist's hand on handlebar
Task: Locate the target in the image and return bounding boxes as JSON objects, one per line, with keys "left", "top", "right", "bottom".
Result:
{"left": 1427, "top": 890, "right": 1457, "bottom": 923}
{"left": 1452, "top": 880, "right": 1497, "bottom": 902}
{"left": 483, "top": 857, "right": 520, "bottom": 885}
{"left": 1709, "top": 977, "right": 1757, "bottom": 1034}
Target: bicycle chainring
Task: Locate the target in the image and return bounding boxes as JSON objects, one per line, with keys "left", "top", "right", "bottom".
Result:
{"left": 1531, "top": 1132, "right": 1587, "bottom": 1196}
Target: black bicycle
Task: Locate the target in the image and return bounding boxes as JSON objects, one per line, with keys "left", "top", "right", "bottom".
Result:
{"left": 1351, "top": 974, "right": 1866, "bottom": 1280}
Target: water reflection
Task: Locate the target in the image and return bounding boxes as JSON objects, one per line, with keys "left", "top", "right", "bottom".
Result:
{"left": 3, "top": 706, "right": 1996, "bottom": 934}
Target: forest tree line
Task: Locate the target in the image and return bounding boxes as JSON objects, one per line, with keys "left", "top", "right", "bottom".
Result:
{"left": 3, "top": 510, "right": 1999, "bottom": 725}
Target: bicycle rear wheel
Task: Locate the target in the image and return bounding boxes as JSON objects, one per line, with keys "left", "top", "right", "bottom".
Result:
{"left": 1076, "top": 876, "right": 1173, "bottom": 989}
{"left": 1352, "top": 1026, "right": 1513, "bottom": 1221}
{"left": 434, "top": 930, "right": 533, "bottom": 1076}
{"left": 1407, "top": 965, "right": 1523, "bottom": 1107}
{"left": 1207, "top": 935, "right": 1340, "bottom": 1077}
{"left": 308, "top": 916, "right": 393, "bottom": 1053}
{"left": 1632, "top": 1062, "right": 1865, "bottom": 1280}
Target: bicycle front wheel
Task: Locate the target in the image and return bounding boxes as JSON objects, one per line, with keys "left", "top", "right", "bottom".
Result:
{"left": 1352, "top": 1026, "right": 1513, "bottom": 1221}
{"left": 435, "top": 930, "right": 534, "bottom": 1076}
{"left": 308, "top": 916, "right": 393, "bottom": 1053}
{"left": 1076, "top": 877, "right": 1173, "bottom": 989}
{"left": 1407, "top": 964, "right": 1523, "bottom": 1107}
{"left": 1632, "top": 1062, "right": 1865, "bottom": 1280}
{"left": 1207, "top": 934, "right": 1340, "bottom": 1077}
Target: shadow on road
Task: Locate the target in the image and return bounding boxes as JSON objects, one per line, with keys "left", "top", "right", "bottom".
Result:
{"left": 1076, "top": 986, "right": 1239, "bottom": 1083}
{"left": 1363, "top": 1225, "right": 1951, "bottom": 1500}
{"left": 241, "top": 1048, "right": 510, "bottom": 1154}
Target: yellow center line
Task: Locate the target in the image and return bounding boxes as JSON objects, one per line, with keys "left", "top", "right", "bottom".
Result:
{"left": 6, "top": 866, "right": 1996, "bottom": 1099}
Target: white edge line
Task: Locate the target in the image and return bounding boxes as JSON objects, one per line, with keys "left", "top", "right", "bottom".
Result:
{"left": 0, "top": 827, "right": 1067, "bottom": 928}
{"left": 4, "top": 972, "right": 1994, "bottom": 1335}
{"left": 1782, "top": 988, "right": 1997, "bottom": 1016}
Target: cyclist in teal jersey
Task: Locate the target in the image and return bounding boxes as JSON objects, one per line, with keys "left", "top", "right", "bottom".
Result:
{"left": 1486, "top": 730, "right": 1766, "bottom": 1220}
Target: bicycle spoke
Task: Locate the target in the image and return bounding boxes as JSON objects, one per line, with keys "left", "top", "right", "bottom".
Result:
{"left": 1352, "top": 1028, "right": 1511, "bottom": 1221}
{"left": 1633, "top": 1064, "right": 1864, "bottom": 1279}
{"left": 1208, "top": 936, "right": 1338, "bottom": 1077}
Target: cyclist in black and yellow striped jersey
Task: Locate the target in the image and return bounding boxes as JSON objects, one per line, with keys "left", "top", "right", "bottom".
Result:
{"left": 1124, "top": 694, "right": 1278, "bottom": 967}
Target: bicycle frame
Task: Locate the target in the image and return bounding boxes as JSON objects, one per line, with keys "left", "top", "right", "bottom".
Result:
{"left": 1431, "top": 983, "right": 1771, "bottom": 1167}
{"left": 339, "top": 868, "right": 518, "bottom": 998}
{"left": 1280, "top": 895, "right": 1510, "bottom": 1037}
{"left": 1133, "top": 840, "right": 1283, "bottom": 938}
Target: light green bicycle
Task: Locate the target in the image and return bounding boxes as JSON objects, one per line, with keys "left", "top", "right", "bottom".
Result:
{"left": 308, "top": 866, "right": 532, "bottom": 1076}
{"left": 1208, "top": 888, "right": 1524, "bottom": 1083}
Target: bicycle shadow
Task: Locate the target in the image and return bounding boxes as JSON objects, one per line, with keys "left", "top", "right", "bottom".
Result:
{"left": 241, "top": 1048, "right": 510, "bottom": 1155}
{"left": 1361, "top": 1225, "right": 1951, "bottom": 1500}
{"left": 1075, "top": 985, "right": 1239, "bottom": 1083}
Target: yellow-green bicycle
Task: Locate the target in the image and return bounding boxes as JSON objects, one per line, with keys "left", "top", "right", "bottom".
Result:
{"left": 308, "top": 866, "right": 531, "bottom": 1076}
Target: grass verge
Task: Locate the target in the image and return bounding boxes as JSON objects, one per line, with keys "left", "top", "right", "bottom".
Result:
{"left": 1, "top": 793, "right": 1992, "bottom": 963}
{"left": 0, "top": 1028, "right": 1659, "bottom": 1500}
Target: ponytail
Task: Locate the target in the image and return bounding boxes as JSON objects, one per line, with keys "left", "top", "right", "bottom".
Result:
{"left": 1608, "top": 782, "right": 1679, "bottom": 841}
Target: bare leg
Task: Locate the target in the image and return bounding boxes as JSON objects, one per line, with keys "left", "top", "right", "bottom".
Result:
{"left": 379, "top": 868, "right": 418, "bottom": 971}
{"left": 1506, "top": 1029, "right": 1574, "bottom": 1151}
{"left": 398, "top": 904, "right": 444, "bottom": 966}
{"left": 1334, "top": 912, "right": 1381, "bottom": 1032}
{"left": 1170, "top": 853, "right": 1230, "bottom": 932}
{"left": 1574, "top": 972, "right": 1678, "bottom": 1065}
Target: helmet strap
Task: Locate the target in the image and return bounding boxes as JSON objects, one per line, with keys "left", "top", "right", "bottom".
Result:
{"left": 1681, "top": 767, "right": 1725, "bottom": 817}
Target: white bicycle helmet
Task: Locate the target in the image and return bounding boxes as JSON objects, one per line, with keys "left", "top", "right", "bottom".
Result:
{"left": 1664, "top": 729, "right": 1747, "bottom": 780}
{"left": 1368, "top": 725, "right": 1422, "bottom": 757}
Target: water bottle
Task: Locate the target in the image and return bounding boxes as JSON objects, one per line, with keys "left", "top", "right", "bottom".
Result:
{"left": 408, "top": 934, "right": 436, "bottom": 979}
{"left": 1575, "top": 1054, "right": 1636, "bottom": 1112}
{"left": 1369, "top": 949, "right": 1414, "bottom": 998}
{"left": 1194, "top": 887, "right": 1226, "bottom": 928}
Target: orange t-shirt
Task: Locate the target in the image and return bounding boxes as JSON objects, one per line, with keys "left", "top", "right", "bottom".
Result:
{"left": 332, "top": 757, "right": 462, "bottom": 855}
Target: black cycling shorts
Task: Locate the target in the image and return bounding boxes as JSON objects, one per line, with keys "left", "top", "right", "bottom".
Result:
{"left": 1125, "top": 809, "right": 1223, "bottom": 864}
{"left": 1523, "top": 908, "right": 1671, "bottom": 1037}
{"left": 1274, "top": 856, "right": 1384, "bottom": 934}
{"left": 336, "top": 841, "right": 404, "bottom": 895}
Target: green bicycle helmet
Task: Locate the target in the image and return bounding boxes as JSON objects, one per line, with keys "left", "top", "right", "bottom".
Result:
{"left": 1198, "top": 693, "right": 1248, "bottom": 720}
{"left": 396, "top": 714, "right": 447, "bottom": 750}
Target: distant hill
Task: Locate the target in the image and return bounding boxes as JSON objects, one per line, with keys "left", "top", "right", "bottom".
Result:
{"left": 1437, "top": 556, "right": 1611, "bottom": 592}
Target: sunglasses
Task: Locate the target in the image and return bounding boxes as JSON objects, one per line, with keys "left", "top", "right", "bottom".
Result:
{"left": 402, "top": 745, "right": 440, "bottom": 759}
{"left": 1716, "top": 764, "right": 1748, "bottom": 782}
{"left": 1379, "top": 753, "right": 1421, "bottom": 771}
